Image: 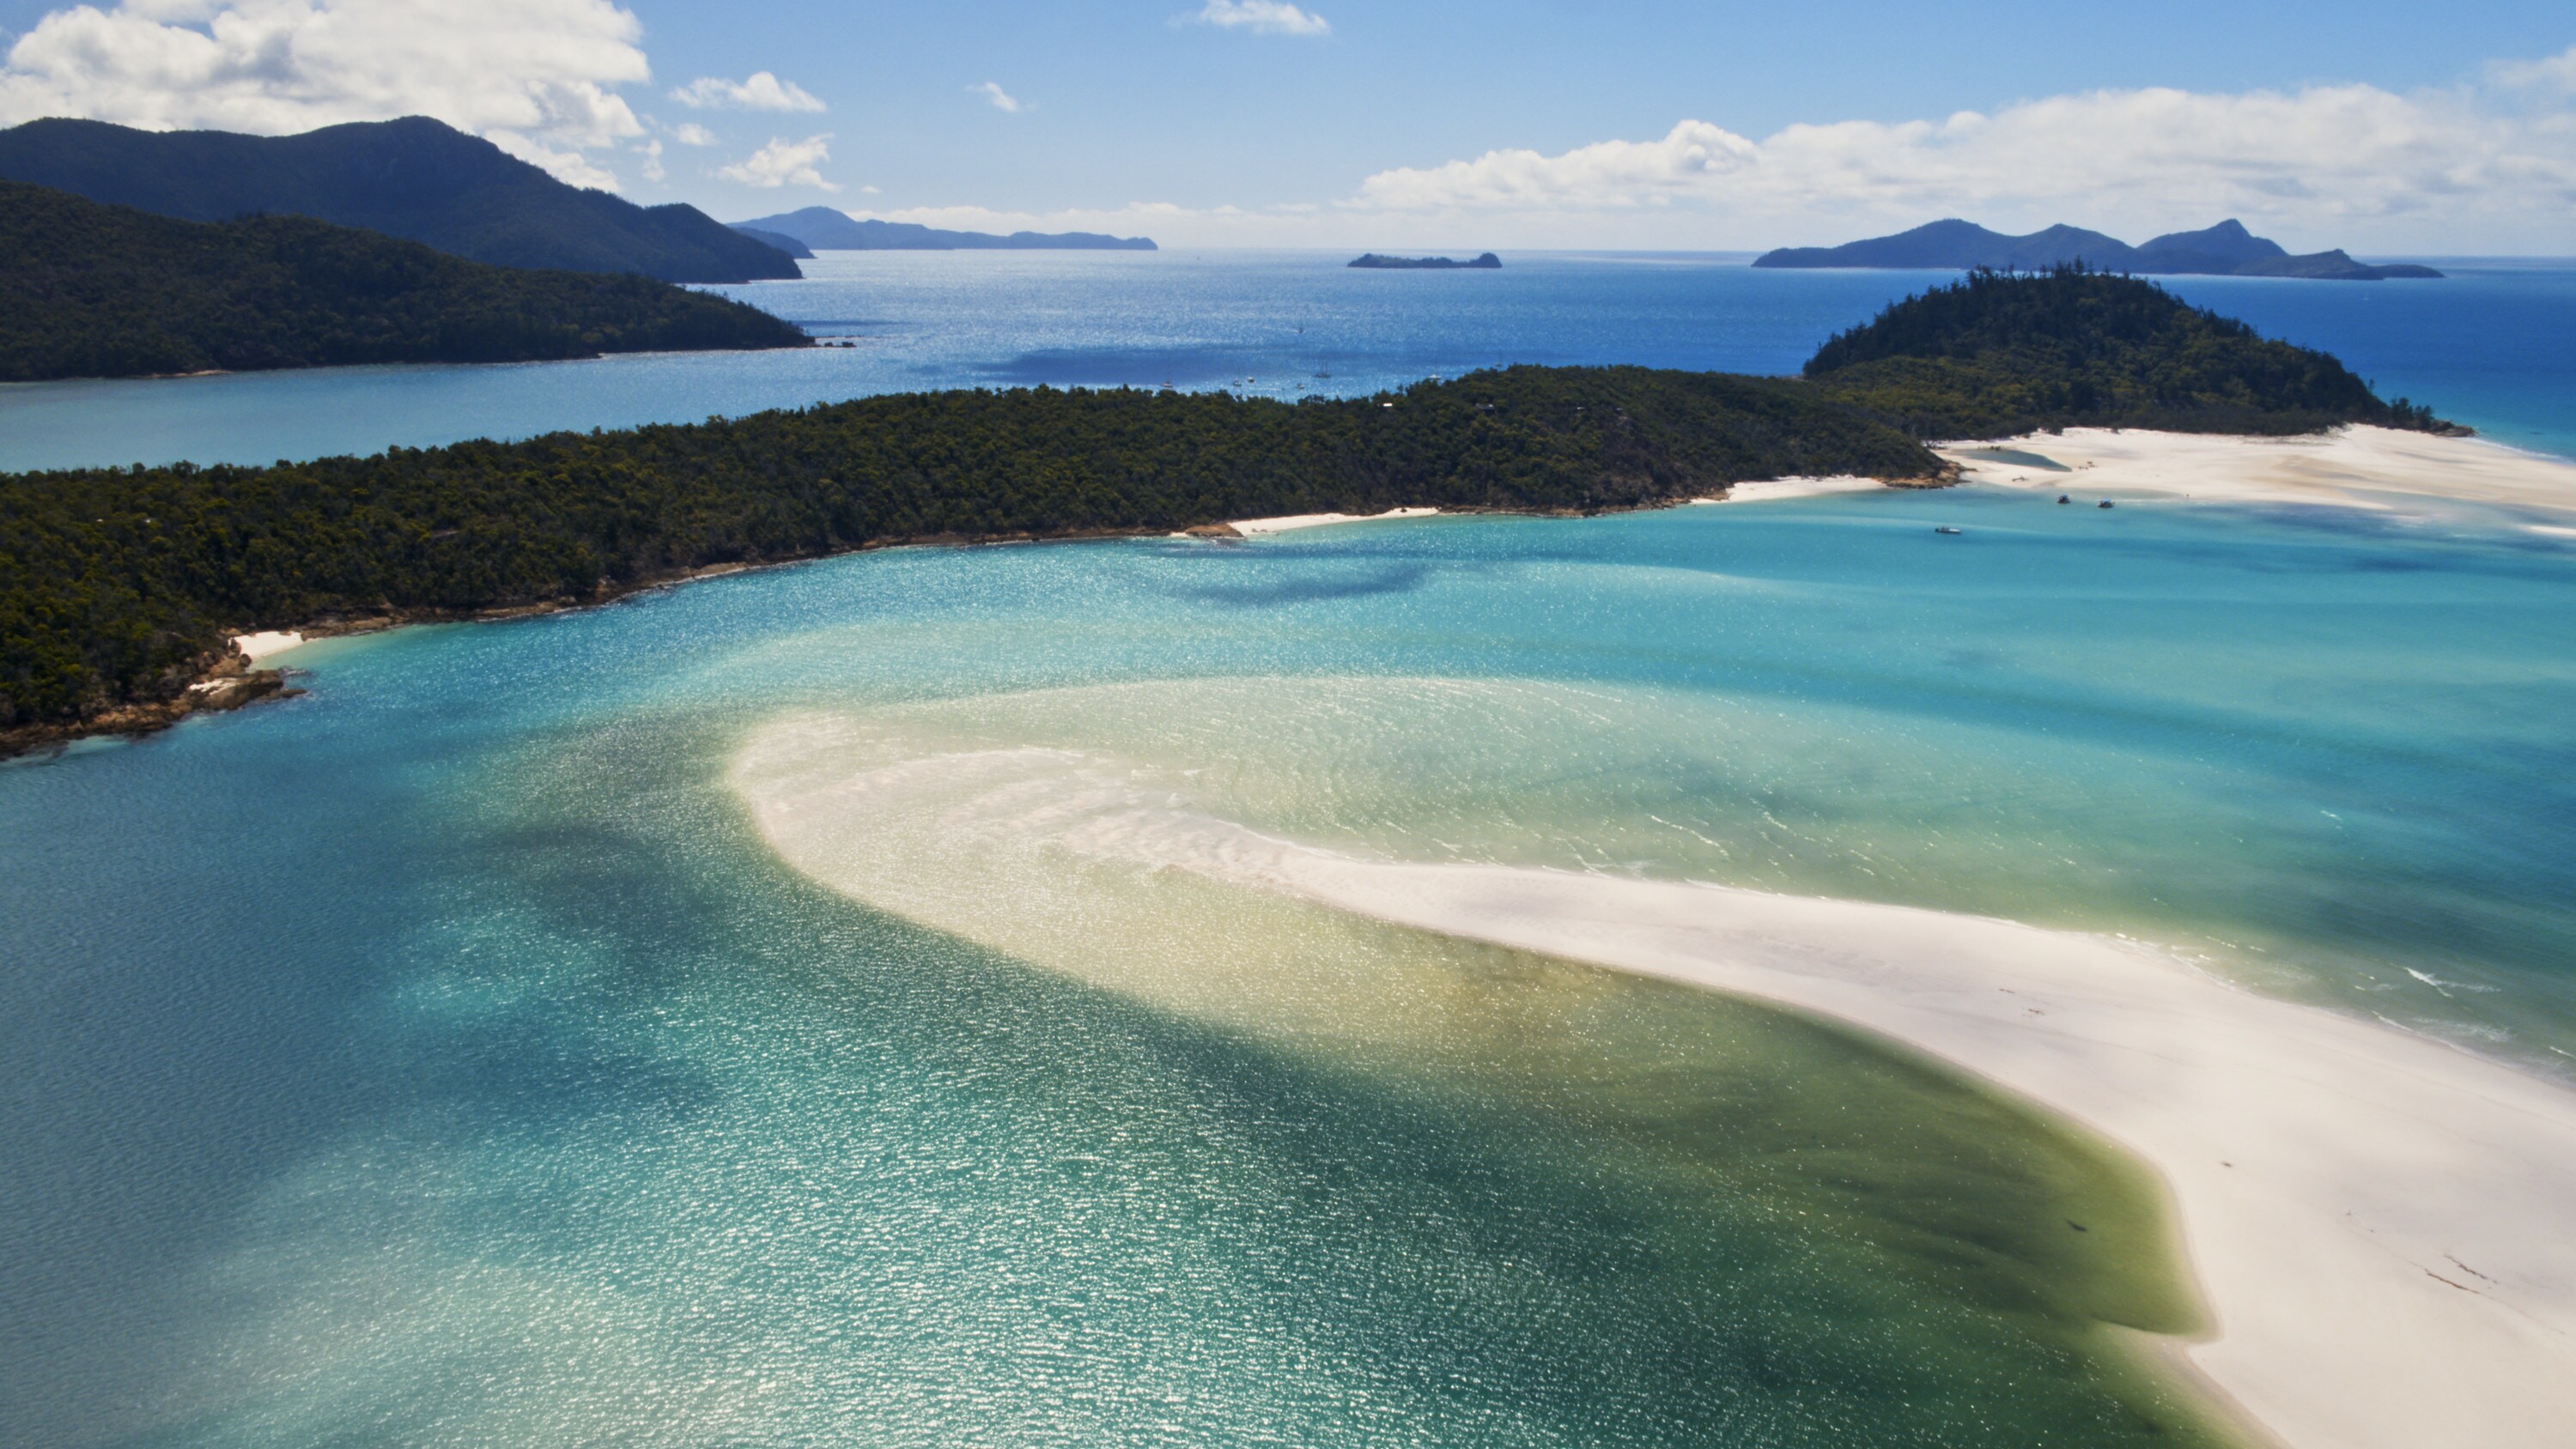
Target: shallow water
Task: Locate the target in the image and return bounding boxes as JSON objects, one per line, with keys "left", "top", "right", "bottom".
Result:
{"left": 8, "top": 482, "right": 2573, "bottom": 1444}
{"left": 3, "top": 250, "right": 2571, "bottom": 472}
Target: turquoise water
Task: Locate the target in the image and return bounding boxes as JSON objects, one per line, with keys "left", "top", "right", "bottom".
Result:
{"left": 8, "top": 481, "right": 2576, "bottom": 1444}
{"left": 3, "top": 250, "right": 2572, "bottom": 472}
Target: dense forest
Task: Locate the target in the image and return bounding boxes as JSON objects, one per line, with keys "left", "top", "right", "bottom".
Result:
{"left": 1, "top": 270, "right": 2451, "bottom": 749}
{"left": 1805, "top": 267, "right": 2450, "bottom": 437}
{"left": 0, "top": 182, "right": 810, "bottom": 381}
{"left": 0, "top": 116, "right": 800, "bottom": 282}
{"left": 0, "top": 367, "right": 1937, "bottom": 740}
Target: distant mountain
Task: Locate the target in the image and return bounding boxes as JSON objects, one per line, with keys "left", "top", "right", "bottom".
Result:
{"left": 729, "top": 225, "right": 814, "bottom": 259}
{"left": 0, "top": 117, "right": 802, "bottom": 284}
{"left": 1754, "top": 219, "right": 2440, "bottom": 281}
{"left": 732, "top": 207, "right": 1157, "bottom": 252}
{"left": 0, "top": 180, "right": 807, "bottom": 382}
{"left": 1349, "top": 252, "right": 1502, "bottom": 270}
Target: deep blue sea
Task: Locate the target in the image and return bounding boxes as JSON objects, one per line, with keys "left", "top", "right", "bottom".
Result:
{"left": 2, "top": 250, "right": 2573, "bottom": 471}
{"left": 5, "top": 252, "right": 2575, "bottom": 1446}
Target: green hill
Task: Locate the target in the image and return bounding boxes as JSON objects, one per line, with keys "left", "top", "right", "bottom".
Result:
{"left": 0, "top": 367, "right": 1935, "bottom": 738}
{"left": 0, "top": 116, "right": 801, "bottom": 284}
{"left": 0, "top": 181, "right": 810, "bottom": 382}
{"left": 1803, "top": 267, "right": 2451, "bottom": 437}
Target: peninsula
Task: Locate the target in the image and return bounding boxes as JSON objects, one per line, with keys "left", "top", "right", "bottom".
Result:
{"left": 0, "top": 181, "right": 810, "bottom": 383}
{"left": 730, "top": 208, "right": 1157, "bottom": 252}
{"left": 0, "top": 270, "right": 2445, "bottom": 755}
{"left": 1349, "top": 252, "right": 1503, "bottom": 270}
{"left": 0, "top": 116, "right": 800, "bottom": 283}
{"left": 1755, "top": 218, "right": 2441, "bottom": 281}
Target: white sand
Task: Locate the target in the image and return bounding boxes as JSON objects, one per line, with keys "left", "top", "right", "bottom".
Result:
{"left": 1230, "top": 506, "right": 1441, "bottom": 535}
{"left": 736, "top": 726, "right": 2576, "bottom": 1449}
{"left": 1941, "top": 426, "right": 2576, "bottom": 529}
{"left": 1141, "top": 842, "right": 2576, "bottom": 1449}
{"left": 1705, "top": 475, "right": 1889, "bottom": 504}
{"left": 229, "top": 630, "right": 307, "bottom": 662}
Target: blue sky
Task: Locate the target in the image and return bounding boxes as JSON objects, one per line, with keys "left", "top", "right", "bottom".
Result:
{"left": 3, "top": 0, "right": 2572, "bottom": 250}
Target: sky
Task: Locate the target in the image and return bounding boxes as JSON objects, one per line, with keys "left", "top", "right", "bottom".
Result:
{"left": 1, "top": 0, "right": 2572, "bottom": 252}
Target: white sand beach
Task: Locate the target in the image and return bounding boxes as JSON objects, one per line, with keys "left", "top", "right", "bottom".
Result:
{"left": 1941, "top": 425, "right": 2576, "bottom": 528}
{"left": 230, "top": 630, "right": 307, "bottom": 661}
{"left": 1702, "top": 475, "right": 1889, "bottom": 504}
{"left": 737, "top": 721, "right": 2576, "bottom": 1449}
{"left": 1230, "top": 506, "right": 1443, "bottom": 535}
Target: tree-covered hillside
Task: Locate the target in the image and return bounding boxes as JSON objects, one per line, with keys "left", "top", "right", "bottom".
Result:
{"left": 0, "top": 367, "right": 1937, "bottom": 737}
{"left": 0, "top": 116, "right": 801, "bottom": 283}
{"left": 1804, "top": 267, "right": 2450, "bottom": 437}
{"left": 0, "top": 182, "right": 810, "bottom": 381}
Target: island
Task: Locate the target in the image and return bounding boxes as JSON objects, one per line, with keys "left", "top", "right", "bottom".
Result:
{"left": 0, "top": 180, "right": 810, "bottom": 383}
{"left": 0, "top": 269, "right": 2450, "bottom": 755}
{"left": 1349, "top": 252, "right": 1504, "bottom": 270}
{"left": 730, "top": 208, "right": 1157, "bottom": 252}
{"left": 1754, "top": 218, "right": 2441, "bottom": 282}
{"left": 0, "top": 116, "right": 802, "bottom": 283}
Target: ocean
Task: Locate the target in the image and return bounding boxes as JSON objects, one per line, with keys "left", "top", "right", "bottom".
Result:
{"left": 3, "top": 252, "right": 2573, "bottom": 1446}
{"left": 2, "top": 250, "right": 2572, "bottom": 472}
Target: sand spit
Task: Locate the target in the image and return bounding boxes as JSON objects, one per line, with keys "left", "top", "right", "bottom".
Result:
{"left": 1941, "top": 426, "right": 2576, "bottom": 529}
{"left": 1700, "top": 475, "right": 1890, "bottom": 505}
{"left": 734, "top": 731, "right": 2576, "bottom": 1449}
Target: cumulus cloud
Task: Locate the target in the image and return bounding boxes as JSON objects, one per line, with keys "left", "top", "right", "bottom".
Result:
{"left": 670, "top": 70, "right": 823, "bottom": 112}
{"left": 970, "top": 81, "right": 1024, "bottom": 113}
{"left": 720, "top": 133, "right": 835, "bottom": 190}
{"left": 671, "top": 121, "right": 717, "bottom": 146}
{"left": 1188, "top": 0, "right": 1329, "bottom": 38}
{"left": 1352, "top": 72, "right": 2576, "bottom": 252}
{"left": 0, "top": 0, "right": 650, "bottom": 186}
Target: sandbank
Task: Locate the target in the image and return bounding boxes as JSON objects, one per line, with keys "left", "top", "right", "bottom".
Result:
{"left": 738, "top": 731, "right": 2576, "bottom": 1449}
{"left": 1941, "top": 426, "right": 2576, "bottom": 530}
{"left": 1155, "top": 840, "right": 2576, "bottom": 1449}
{"left": 1229, "top": 506, "right": 1442, "bottom": 535}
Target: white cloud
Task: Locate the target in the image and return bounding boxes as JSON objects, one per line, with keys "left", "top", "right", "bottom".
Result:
{"left": 0, "top": 0, "right": 650, "bottom": 186}
{"left": 969, "top": 81, "right": 1023, "bottom": 113}
{"left": 2490, "top": 45, "right": 2576, "bottom": 94}
{"left": 720, "top": 132, "right": 835, "bottom": 190}
{"left": 671, "top": 121, "right": 717, "bottom": 147}
{"left": 669, "top": 70, "right": 823, "bottom": 112}
{"left": 1188, "top": 0, "right": 1328, "bottom": 38}
{"left": 635, "top": 136, "right": 663, "bottom": 181}
{"left": 1350, "top": 71, "right": 2576, "bottom": 252}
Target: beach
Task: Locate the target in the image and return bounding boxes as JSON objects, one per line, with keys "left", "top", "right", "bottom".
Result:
{"left": 1940, "top": 424, "right": 2576, "bottom": 528}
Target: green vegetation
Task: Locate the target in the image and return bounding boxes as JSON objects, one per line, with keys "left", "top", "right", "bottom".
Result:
{"left": 2, "top": 270, "right": 2455, "bottom": 746}
{"left": 0, "top": 181, "right": 809, "bottom": 381}
{"left": 1805, "top": 266, "right": 2451, "bottom": 437}
{"left": 0, "top": 116, "right": 800, "bottom": 283}
{"left": 0, "top": 367, "right": 1933, "bottom": 735}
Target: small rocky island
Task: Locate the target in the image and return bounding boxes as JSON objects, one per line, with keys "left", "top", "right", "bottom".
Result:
{"left": 1349, "top": 252, "right": 1502, "bottom": 270}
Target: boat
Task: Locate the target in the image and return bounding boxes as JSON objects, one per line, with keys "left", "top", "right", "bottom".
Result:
{"left": 1935, "top": 525, "right": 1963, "bottom": 535}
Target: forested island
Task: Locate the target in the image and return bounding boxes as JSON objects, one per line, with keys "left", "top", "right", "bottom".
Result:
{"left": 1756, "top": 219, "right": 2442, "bottom": 282}
{"left": 1805, "top": 266, "right": 2451, "bottom": 437}
{"left": 731, "top": 208, "right": 1158, "bottom": 252}
{"left": 0, "top": 270, "right": 2448, "bottom": 754}
{"left": 0, "top": 116, "right": 800, "bottom": 283}
{"left": 1350, "top": 253, "right": 1504, "bottom": 270}
{"left": 0, "top": 182, "right": 811, "bottom": 382}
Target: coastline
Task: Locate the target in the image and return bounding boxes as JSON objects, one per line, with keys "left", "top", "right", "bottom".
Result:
{"left": 732, "top": 729, "right": 2576, "bottom": 1449}
{"left": 1940, "top": 424, "right": 2576, "bottom": 525}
